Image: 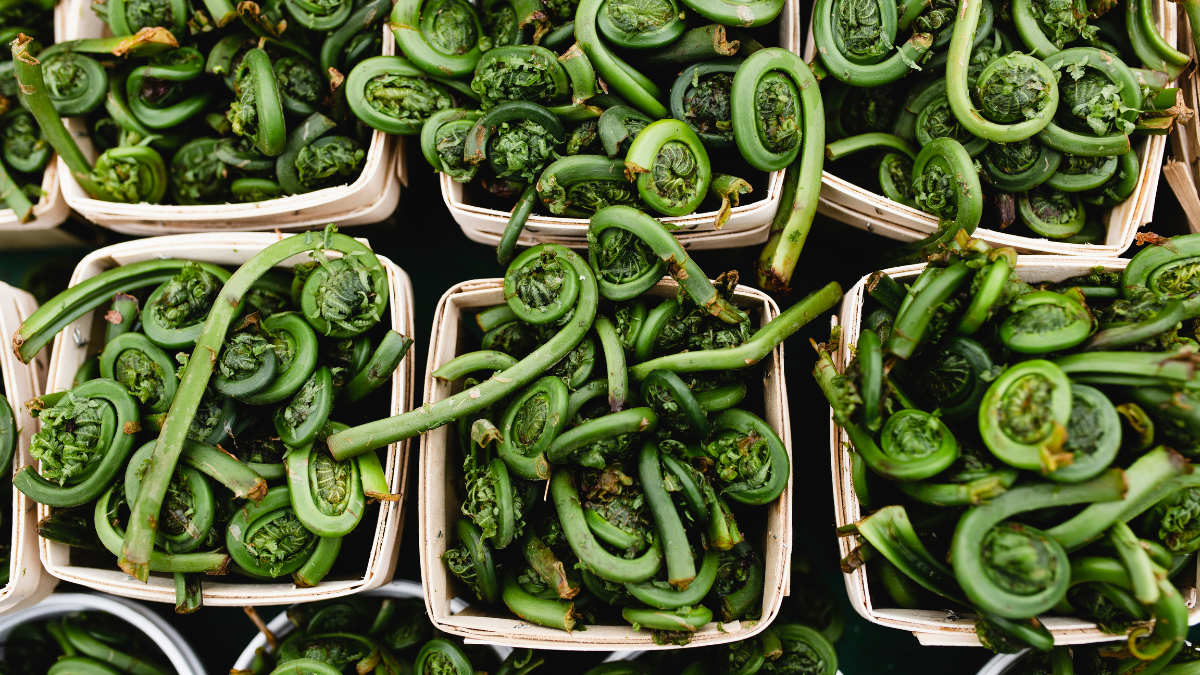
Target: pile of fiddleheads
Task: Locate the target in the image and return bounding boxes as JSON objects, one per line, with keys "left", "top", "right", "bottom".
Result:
{"left": 342, "top": 0, "right": 825, "bottom": 295}
{"left": 14, "top": 225, "right": 413, "bottom": 611}
{"left": 0, "top": 609, "right": 177, "bottom": 675}
{"left": 10, "top": 0, "right": 392, "bottom": 207}
{"left": 0, "top": 0, "right": 57, "bottom": 222}
{"left": 238, "top": 593, "right": 840, "bottom": 675}
{"left": 818, "top": 230, "right": 1200, "bottom": 662}
{"left": 237, "top": 593, "right": 526, "bottom": 675}
{"left": 304, "top": 206, "right": 842, "bottom": 640}
{"left": 817, "top": 0, "right": 1189, "bottom": 254}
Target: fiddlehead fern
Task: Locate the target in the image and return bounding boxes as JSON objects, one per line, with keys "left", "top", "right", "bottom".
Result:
{"left": 597, "top": 0, "right": 685, "bottom": 49}
{"left": 946, "top": 2, "right": 1059, "bottom": 143}
{"left": 730, "top": 48, "right": 816, "bottom": 172}
{"left": 703, "top": 409, "right": 789, "bottom": 504}
{"left": 1040, "top": 48, "right": 1140, "bottom": 157}
{"left": 225, "top": 486, "right": 329, "bottom": 579}
{"left": 277, "top": 113, "right": 366, "bottom": 194}
{"left": 284, "top": 0, "right": 352, "bottom": 31}
{"left": 1018, "top": 185, "right": 1087, "bottom": 238}
{"left": 575, "top": 0, "right": 667, "bottom": 118}
{"left": 0, "top": 110, "right": 47, "bottom": 176}
{"left": 497, "top": 376, "right": 570, "bottom": 479}
{"left": 227, "top": 48, "right": 286, "bottom": 156}
{"left": 124, "top": 441, "right": 216, "bottom": 553}
{"left": 897, "top": 137, "right": 984, "bottom": 260}
{"left": 420, "top": 109, "right": 481, "bottom": 182}
{"left": 470, "top": 45, "right": 568, "bottom": 110}
{"left": 298, "top": 248, "right": 388, "bottom": 338}
{"left": 391, "top": 0, "right": 484, "bottom": 79}
{"left": 127, "top": 47, "right": 212, "bottom": 130}
{"left": 285, "top": 424, "right": 366, "bottom": 537}
{"left": 480, "top": 0, "right": 549, "bottom": 48}
{"left": 537, "top": 155, "right": 638, "bottom": 216}
{"left": 1045, "top": 153, "right": 1118, "bottom": 192}
{"left": 978, "top": 359, "right": 1073, "bottom": 471}
{"left": 598, "top": 105, "right": 651, "bottom": 157}
{"left": 99, "top": 333, "right": 177, "bottom": 413}
{"left": 624, "top": 119, "right": 711, "bottom": 216}
{"left": 274, "top": 366, "right": 335, "bottom": 447}
{"left": 1012, "top": 0, "right": 1096, "bottom": 58}
{"left": 319, "top": 0, "right": 389, "bottom": 81}
{"left": 142, "top": 262, "right": 230, "bottom": 350}
{"left": 1145, "top": 487, "right": 1200, "bottom": 554}
{"left": 14, "top": 380, "right": 139, "bottom": 508}
{"left": 464, "top": 101, "right": 564, "bottom": 182}
{"left": 813, "top": 0, "right": 932, "bottom": 87}
{"left": 273, "top": 56, "right": 323, "bottom": 116}
{"left": 981, "top": 138, "right": 1061, "bottom": 192}
{"left": 103, "top": 0, "right": 188, "bottom": 35}
{"left": 669, "top": 61, "right": 738, "bottom": 149}
{"left": 951, "top": 473, "right": 1126, "bottom": 618}
{"left": 14, "top": 36, "right": 170, "bottom": 205}
{"left": 444, "top": 518, "right": 501, "bottom": 603}
{"left": 909, "top": 80, "right": 988, "bottom": 157}
{"left": 38, "top": 49, "right": 107, "bottom": 116}
{"left": 214, "top": 331, "right": 279, "bottom": 399}
{"left": 169, "top": 138, "right": 232, "bottom": 205}
{"left": 345, "top": 56, "right": 456, "bottom": 135}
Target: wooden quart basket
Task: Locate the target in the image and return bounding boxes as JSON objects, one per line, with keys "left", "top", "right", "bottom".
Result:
{"left": 0, "top": 0, "right": 73, "bottom": 248}
{"left": 34, "top": 233, "right": 415, "bottom": 605}
{"left": 418, "top": 276, "right": 793, "bottom": 649}
{"left": 802, "top": 4, "right": 1173, "bottom": 257}
{"left": 829, "top": 256, "right": 1200, "bottom": 647}
{"left": 0, "top": 281, "right": 56, "bottom": 613}
{"left": 442, "top": 0, "right": 801, "bottom": 251}
{"left": 54, "top": 0, "right": 400, "bottom": 235}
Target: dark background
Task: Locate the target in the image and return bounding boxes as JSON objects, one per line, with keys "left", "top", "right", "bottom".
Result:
{"left": 4, "top": 158, "right": 1200, "bottom": 674}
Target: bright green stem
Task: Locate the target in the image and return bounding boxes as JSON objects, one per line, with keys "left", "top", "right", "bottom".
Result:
{"left": 1047, "top": 447, "right": 1190, "bottom": 552}
{"left": 11, "top": 35, "right": 112, "bottom": 200}
{"left": 639, "top": 442, "right": 695, "bottom": 587}
{"left": 328, "top": 246, "right": 597, "bottom": 461}
{"left": 950, "top": 470, "right": 1126, "bottom": 618}
{"left": 825, "top": 133, "right": 918, "bottom": 161}
{"left": 345, "top": 331, "right": 414, "bottom": 403}
{"left": 119, "top": 229, "right": 381, "bottom": 581}
{"left": 629, "top": 281, "right": 842, "bottom": 379}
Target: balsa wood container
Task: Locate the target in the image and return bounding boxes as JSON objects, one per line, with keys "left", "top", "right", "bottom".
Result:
{"left": 33, "top": 233, "right": 415, "bottom": 605}
{"left": 0, "top": 281, "right": 56, "bottom": 613}
{"left": 830, "top": 256, "right": 1200, "bottom": 646}
{"left": 802, "top": 5, "right": 1173, "bottom": 257}
{"left": 418, "top": 275, "right": 792, "bottom": 649}
{"left": 443, "top": 0, "right": 800, "bottom": 250}
{"left": 56, "top": 0, "right": 400, "bottom": 235}
{"left": 0, "top": 0, "right": 73, "bottom": 248}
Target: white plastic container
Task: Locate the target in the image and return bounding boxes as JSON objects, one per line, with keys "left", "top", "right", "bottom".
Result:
{"left": 0, "top": 0, "right": 73, "bottom": 248}
{"left": 830, "top": 256, "right": 1200, "bottom": 647}
{"left": 0, "top": 281, "right": 56, "bottom": 613}
{"left": 443, "top": 0, "right": 801, "bottom": 250}
{"left": 978, "top": 652, "right": 1025, "bottom": 675}
{"left": 33, "top": 233, "right": 415, "bottom": 605}
{"left": 0, "top": 592, "right": 204, "bottom": 675}
{"left": 56, "top": 0, "right": 400, "bottom": 235}
{"left": 418, "top": 277, "right": 792, "bottom": 649}
{"left": 232, "top": 579, "right": 509, "bottom": 670}
{"left": 802, "top": 2, "right": 1173, "bottom": 257}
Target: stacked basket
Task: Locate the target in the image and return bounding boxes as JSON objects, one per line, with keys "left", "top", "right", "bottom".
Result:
{"left": 31, "top": 233, "right": 416, "bottom": 606}
{"left": 0, "top": 281, "right": 55, "bottom": 613}
{"left": 53, "top": 0, "right": 402, "bottom": 236}
{"left": 802, "top": 0, "right": 1176, "bottom": 256}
